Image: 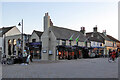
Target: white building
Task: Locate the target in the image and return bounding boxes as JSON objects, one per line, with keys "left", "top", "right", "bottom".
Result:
{"left": 0, "top": 26, "right": 21, "bottom": 58}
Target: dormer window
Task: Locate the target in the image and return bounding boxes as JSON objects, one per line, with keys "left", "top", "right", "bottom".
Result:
{"left": 62, "top": 40, "right": 66, "bottom": 46}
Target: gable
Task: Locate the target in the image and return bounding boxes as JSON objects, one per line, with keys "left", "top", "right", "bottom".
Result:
{"left": 5, "top": 27, "right": 21, "bottom": 36}
{"left": 29, "top": 31, "right": 40, "bottom": 42}
{"left": 2, "top": 26, "right": 14, "bottom": 35}
{"left": 86, "top": 32, "right": 105, "bottom": 42}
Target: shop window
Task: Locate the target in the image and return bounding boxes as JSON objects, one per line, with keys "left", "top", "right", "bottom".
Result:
{"left": 100, "top": 43, "right": 102, "bottom": 46}
{"left": 62, "top": 40, "right": 66, "bottom": 46}
{"left": 37, "top": 50, "right": 39, "bottom": 53}
{"left": 85, "top": 42, "right": 87, "bottom": 47}
{"left": 69, "top": 41, "right": 71, "bottom": 46}
{"left": 57, "top": 40, "right": 60, "bottom": 45}
{"left": 76, "top": 42, "right": 78, "bottom": 45}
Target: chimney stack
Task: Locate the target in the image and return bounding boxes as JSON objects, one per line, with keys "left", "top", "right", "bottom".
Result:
{"left": 93, "top": 25, "right": 97, "bottom": 32}
{"left": 44, "top": 12, "right": 50, "bottom": 31}
{"left": 102, "top": 30, "right": 106, "bottom": 36}
{"left": 80, "top": 27, "right": 85, "bottom": 35}
{"left": 50, "top": 19, "right": 53, "bottom": 26}
{"left": 44, "top": 12, "right": 54, "bottom": 31}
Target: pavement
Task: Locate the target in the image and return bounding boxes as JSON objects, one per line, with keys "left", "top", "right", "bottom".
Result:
{"left": 2, "top": 58, "right": 118, "bottom": 78}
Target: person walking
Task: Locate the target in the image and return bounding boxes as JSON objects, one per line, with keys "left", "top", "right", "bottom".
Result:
{"left": 22, "top": 50, "right": 28, "bottom": 65}
{"left": 26, "top": 54, "right": 31, "bottom": 64}
{"left": 18, "top": 51, "right": 23, "bottom": 64}
{"left": 109, "top": 50, "right": 112, "bottom": 58}
{"left": 111, "top": 50, "right": 116, "bottom": 61}
{"left": 115, "top": 51, "right": 118, "bottom": 59}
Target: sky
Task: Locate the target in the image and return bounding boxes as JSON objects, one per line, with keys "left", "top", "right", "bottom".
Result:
{"left": 1, "top": 1, "right": 119, "bottom": 39}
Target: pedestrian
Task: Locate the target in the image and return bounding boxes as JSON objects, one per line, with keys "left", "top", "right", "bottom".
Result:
{"left": 1, "top": 54, "right": 6, "bottom": 64}
{"left": 22, "top": 50, "right": 28, "bottom": 65}
{"left": 115, "top": 51, "right": 118, "bottom": 58}
{"left": 30, "top": 54, "right": 33, "bottom": 62}
{"left": 109, "top": 51, "right": 112, "bottom": 58}
{"left": 111, "top": 50, "right": 116, "bottom": 61}
{"left": 26, "top": 54, "right": 31, "bottom": 64}
{"left": 18, "top": 52, "right": 23, "bottom": 64}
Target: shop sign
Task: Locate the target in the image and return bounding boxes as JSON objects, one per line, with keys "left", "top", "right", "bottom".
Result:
{"left": 30, "top": 42, "right": 42, "bottom": 45}
{"left": 91, "top": 41, "right": 102, "bottom": 47}
{"left": 43, "top": 50, "right": 47, "bottom": 53}
{"left": 49, "top": 50, "right": 52, "bottom": 55}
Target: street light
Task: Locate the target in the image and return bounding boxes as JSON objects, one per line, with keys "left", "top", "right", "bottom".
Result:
{"left": 18, "top": 19, "right": 24, "bottom": 55}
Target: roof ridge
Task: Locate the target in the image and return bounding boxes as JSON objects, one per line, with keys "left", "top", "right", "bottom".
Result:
{"left": 107, "top": 35, "right": 120, "bottom": 42}
{"left": 2, "top": 26, "right": 15, "bottom": 28}
{"left": 49, "top": 26, "right": 86, "bottom": 41}
{"left": 52, "top": 26, "right": 80, "bottom": 33}
{"left": 34, "top": 30, "right": 43, "bottom": 32}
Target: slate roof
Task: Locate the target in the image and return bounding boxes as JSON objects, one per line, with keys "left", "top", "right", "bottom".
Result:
{"left": 86, "top": 32, "right": 92, "bottom": 38}
{"left": 88, "top": 37, "right": 103, "bottom": 43}
{"left": 86, "top": 32, "right": 111, "bottom": 41}
{"left": 0, "top": 26, "right": 15, "bottom": 37}
{"left": 100, "top": 33, "right": 111, "bottom": 41}
{"left": 107, "top": 35, "right": 120, "bottom": 42}
{"left": 49, "top": 26, "right": 86, "bottom": 42}
{"left": 33, "top": 30, "right": 43, "bottom": 38}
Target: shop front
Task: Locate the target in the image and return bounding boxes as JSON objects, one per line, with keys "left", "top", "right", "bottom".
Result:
{"left": 89, "top": 47, "right": 104, "bottom": 58}
{"left": 29, "top": 42, "right": 42, "bottom": 59}
{"left": 57, "top": 45, "right": 69, "bottom": 60}
{"left": 89, "top": 41, "right": 104, "bottom": 58}
{"left": 57, "top": 45, "right": 83, "bottom": 60}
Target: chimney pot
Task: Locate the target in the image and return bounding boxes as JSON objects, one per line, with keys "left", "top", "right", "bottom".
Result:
{"left": 81, "top": 27, "right": 82, "bottom": 30}
{"left": 93, "top": 26, "right": 97, "bottom": 32}
{"left": 83, "top": 27, "right": 85, "bottom": 30}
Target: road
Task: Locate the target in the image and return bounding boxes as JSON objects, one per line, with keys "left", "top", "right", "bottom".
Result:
{"left": 2, "top": 58, "right": 118, "bottom": 78}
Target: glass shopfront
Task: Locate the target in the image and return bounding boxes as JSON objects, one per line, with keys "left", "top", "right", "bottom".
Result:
{"left": 57, "top": 45, "right": 83, "bottom": 60}
{"left": 29, "top": 42, "right": 42, "bottom": 59}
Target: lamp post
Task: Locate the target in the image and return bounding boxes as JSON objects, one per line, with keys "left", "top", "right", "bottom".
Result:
{"left": 18, "top": 19, "right": 24, "bottom": 55}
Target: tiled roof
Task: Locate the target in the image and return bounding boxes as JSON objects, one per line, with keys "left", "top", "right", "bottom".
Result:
{"left": 86, "top": 32, "right": 111, "bottom": 41}
{"left": 49, "top": 26, "right": 86, "bottom": 42}
{"left": 100, "top": 33, "right": 111, "bottom": 41}
{"left": 86, "top": 32, "right": 92, "bottom": 38}
{"left": 88, "top": 37, "right": 103, "bottom": 43}
{"left": 107, "top": 35, "right": 120, "bottom": 42}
